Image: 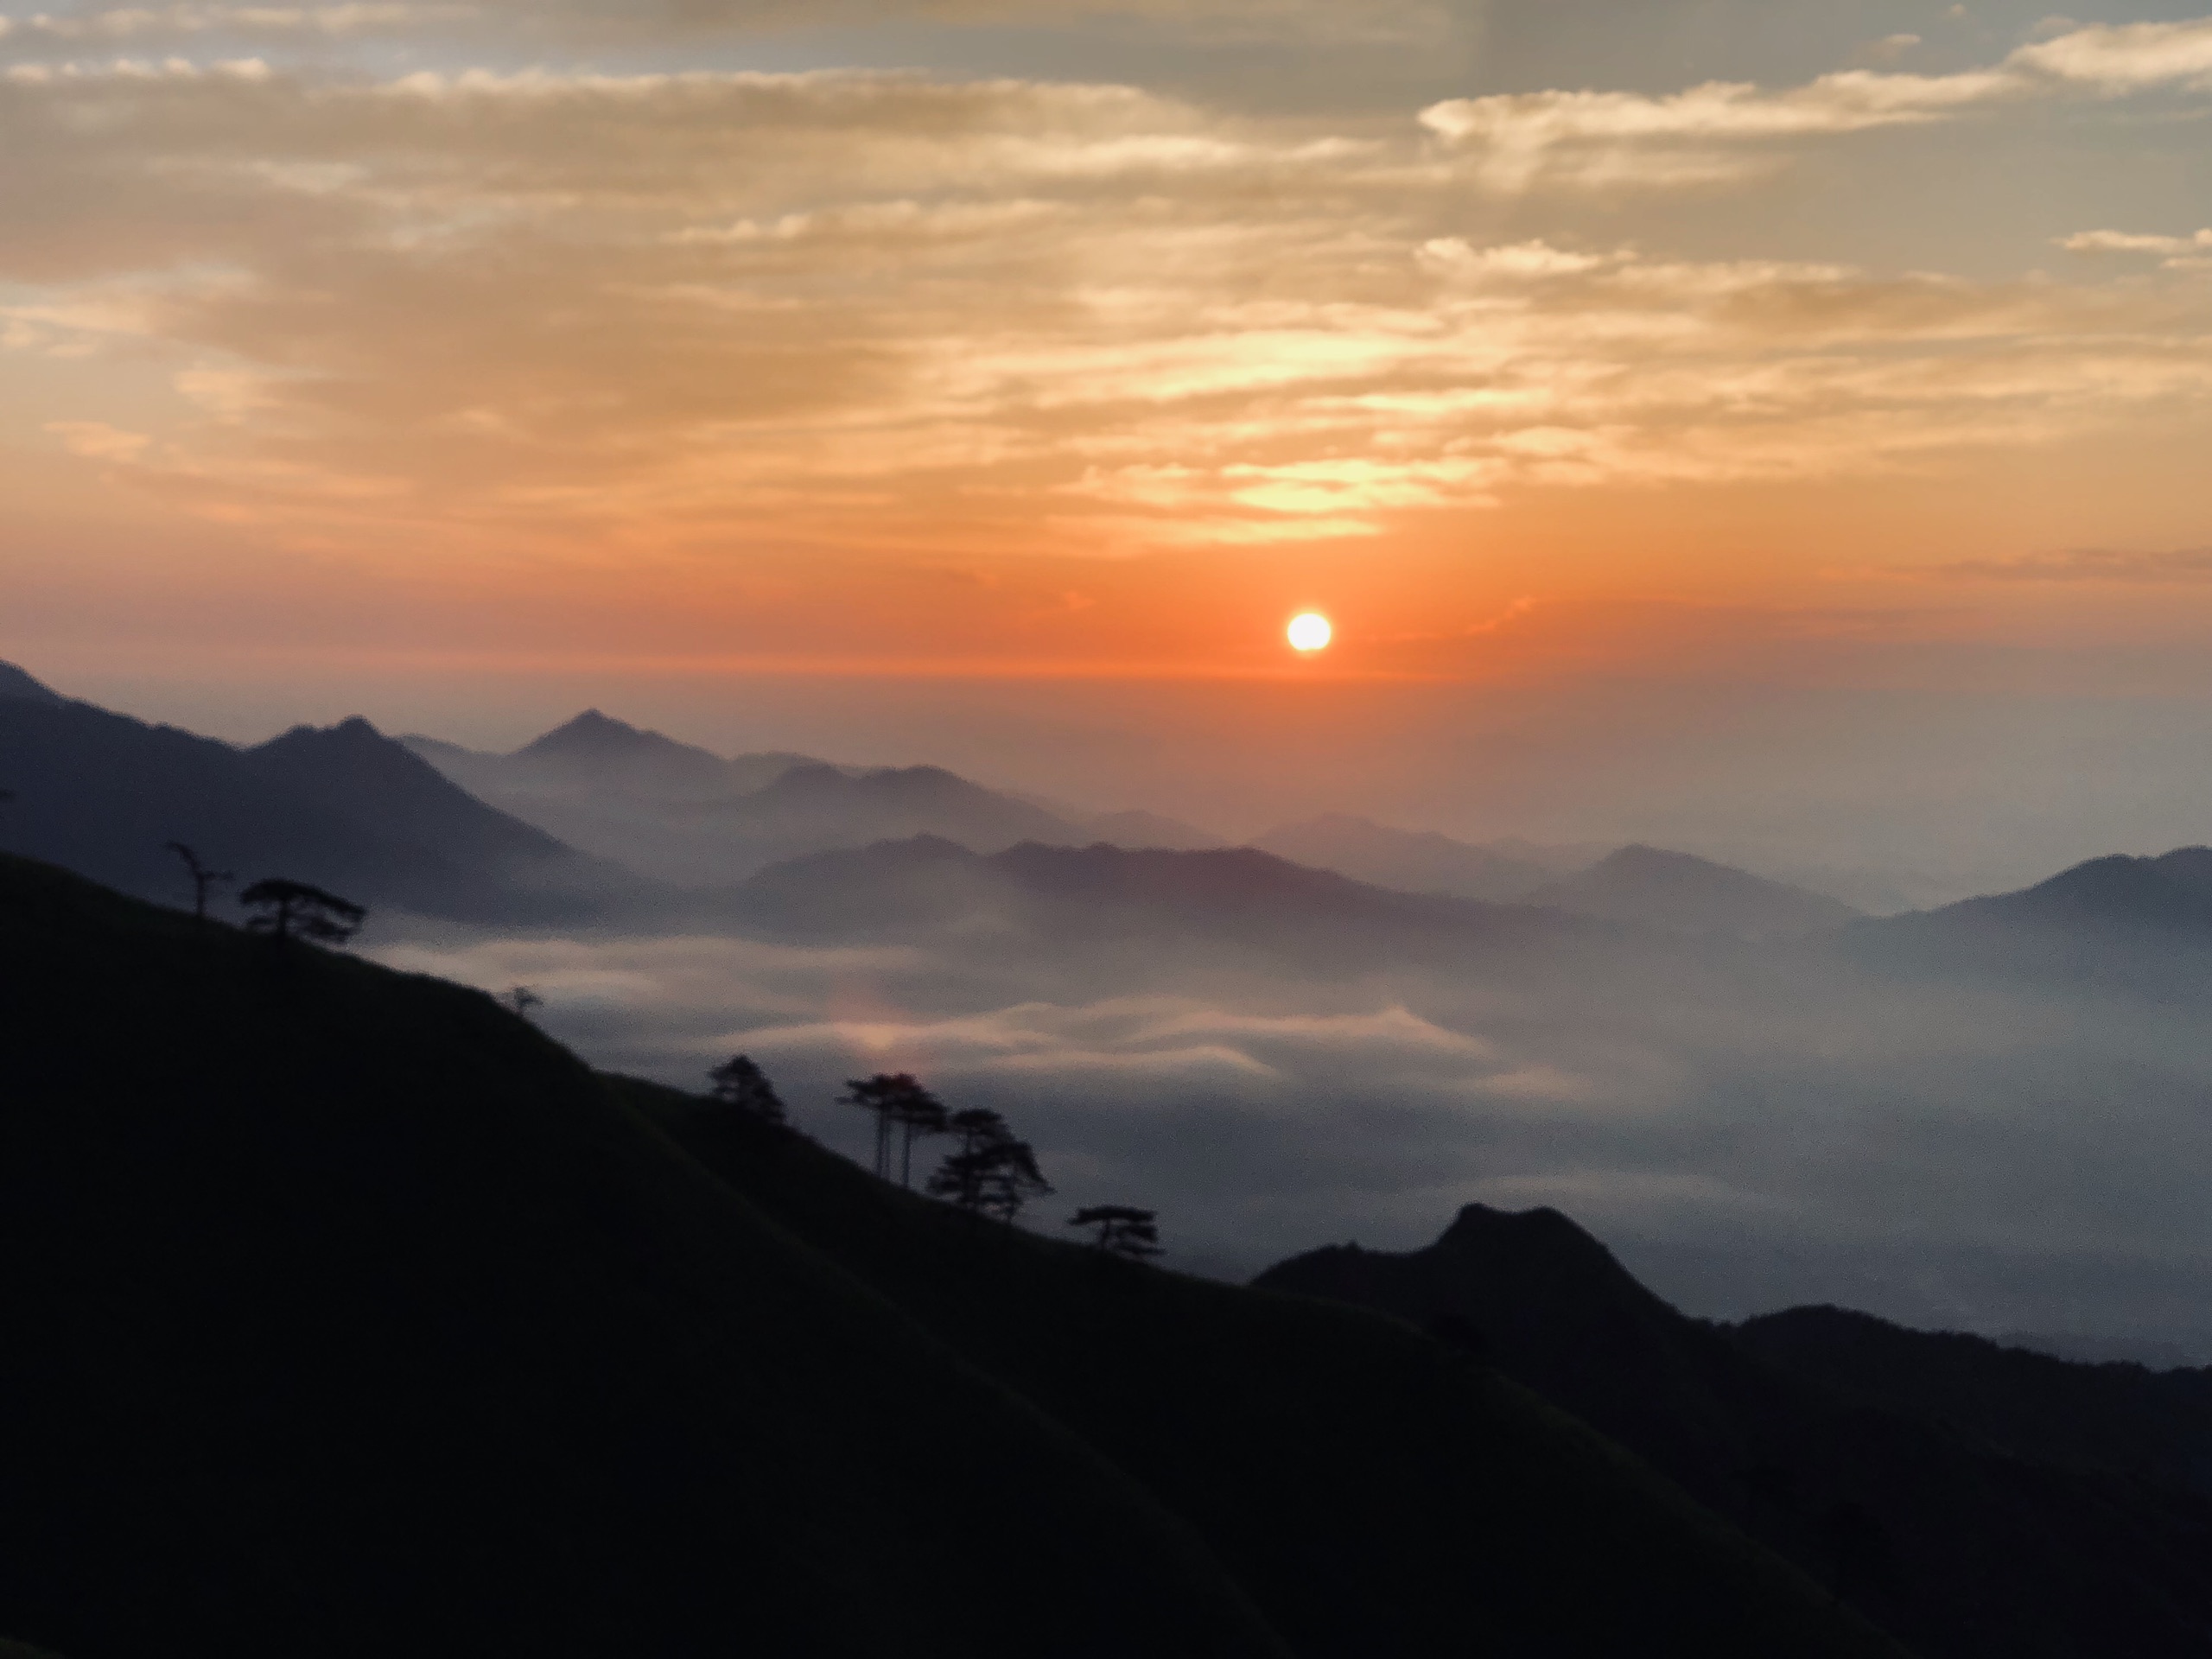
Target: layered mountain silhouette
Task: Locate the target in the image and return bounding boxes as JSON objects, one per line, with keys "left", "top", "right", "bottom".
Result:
{"left": 1852, "top": 846, "right": 2212, "bottom": 992}
{"left": 1258, "top": 1206, "right": 2212, "bottom": 1659}
{"left": 0, "top": 851, "right": 1900, "bottom": 1659}
{"left": 414, "top": 709, "right": 824, "bottom": 803}
{"left": 1530, "top": 844, "right": 1862, "bottom": 939}
{"left": 1084, "top": 807, "right": 1227, "bottom": 850}
{"left": 403, "top": 711, "right": 1224, "bottom": 884}
{"left": 1248, "top": 814, "right": 1559, "bottom": 901}
{"left": 728, "top": 836, "right": 1607, "bottom": 978}
{"left": 1243, "top": 818, "right": 1856, "bottom": 939}
{"left": 0, "top": 664, "right": 633, "bottom": 924}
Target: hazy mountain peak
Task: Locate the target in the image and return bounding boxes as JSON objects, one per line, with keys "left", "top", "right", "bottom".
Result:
{"left": 518, "top": 708, "right": 663, "bottom": 759}
{"left": 0, "top": 661, "right": 66, "bottom": 704}
{"left": 1532, "top": 843, "right": 1859, "bottom": 939}
{"left": 1248, "top": 814, "right": 1554, "bottom": 903}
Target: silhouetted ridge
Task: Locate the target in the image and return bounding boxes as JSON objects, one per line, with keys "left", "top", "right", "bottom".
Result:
{"left": 0, "top": 662, "right": 63, "bottom": 705}
{"left": 1256, "top": 1205, "right": 2212, "bottom": 1659}
{"left": 1732, "top": 1303, "right": 2212, "bottom": 1495}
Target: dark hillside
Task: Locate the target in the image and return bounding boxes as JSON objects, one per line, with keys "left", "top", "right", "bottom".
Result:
{"left": 1257, "top": 1208, "right": 2212, "bottom": 1659}
{"left": 0, "top": 664, "right": 63, "bottom": 705}
{"left": 0, "top": 854, "right": 1287, "bottom": 1659}
{"left": 1733, "top": 1306, "right": 2212, "bottom": 1497}
{"left": 630, "top": 1083, "right": 1903, "bottom": 1659}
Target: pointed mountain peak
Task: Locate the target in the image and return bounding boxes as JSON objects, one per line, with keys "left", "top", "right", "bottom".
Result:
{"left": 518, "top": 709, "right": 654, "bottom": 757}
{"left": 0, "top": 661, "right": 67, "bottom": 704}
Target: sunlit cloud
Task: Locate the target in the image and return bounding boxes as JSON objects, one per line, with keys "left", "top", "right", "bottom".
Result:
{"left": 4, "top": 10, "right": 2212, "bottom": 678}
{"left": 7, "top": 48, "right": 2211, "bottom": 569}
{"left": 1421, "top": 17, "right": 2212, "bottom": 194}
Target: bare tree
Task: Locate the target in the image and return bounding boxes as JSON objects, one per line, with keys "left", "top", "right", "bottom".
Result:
{"left": 166, "top": 842, "right": 235, "bottom": 921}
{"left": 1068, "top": 1205, "right": 1162, "bottom": 1262}
{"left": 927, "top": 1107, "right": 1053, "bottom": 1223}
{"left": 706, "top": 1053, "right": 787, "bottom": 1127}
{"left": 503, "top": 986, "right": 545, "bottom": 1020}
{"left": 239, "top": 878, "right": 366, "bottom": 947}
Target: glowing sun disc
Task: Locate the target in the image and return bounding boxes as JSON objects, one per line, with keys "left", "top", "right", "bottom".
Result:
{"left": 1287, "top": 613, "right": 1332, "bottom": 652}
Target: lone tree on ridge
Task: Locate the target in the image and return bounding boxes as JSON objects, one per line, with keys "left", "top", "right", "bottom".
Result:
{"left": 503, "top": 986, "right": 544, "bottom": 1020}
{"left": 166, "top": 842, "right": 234, "bottom": 921}
{"left": 1068, "top": 1205, "right": 1163, "bottom": 1262}
{"left": 927, "top": 1107, "right": 1052, "bottom": 1224}
{"left": 706, "top": 1053, "right": 787, "bottom": 1127}
{"left": 239, "top": 878, "right": 366, "bottom": 947}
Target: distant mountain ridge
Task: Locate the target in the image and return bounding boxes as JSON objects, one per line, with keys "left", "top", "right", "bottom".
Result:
{"left": 1853, "top": 845, "right": 2212, "bottom": 991}
{"left": 726, "top": 836, "right": 1625, "bottom": 988}
{"left": 405, "top": 711, "right": 1229, "bottom": 884}
{"left": 1530, "top": 844, "right": 1861, "bottom": 939}
{"left": 0, "top": 665, "right": 635, "bottom": 923}
{"left": 1247, "top": 815, "right": 1558, "bottom": 902}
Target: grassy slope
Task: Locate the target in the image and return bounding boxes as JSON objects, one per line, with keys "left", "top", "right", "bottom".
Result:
{"left": 0, "top": 854, "right": 1285, "bottom": 1659}
{"left": 625, "top": 1079, "right": 1912, "bottom": 1659}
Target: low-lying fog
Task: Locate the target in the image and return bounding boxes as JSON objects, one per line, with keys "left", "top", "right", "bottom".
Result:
{"left": 368, "top": 905, "right": 2212, "bottom": 1363}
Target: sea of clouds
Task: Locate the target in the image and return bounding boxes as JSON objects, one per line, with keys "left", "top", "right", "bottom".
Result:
{"left": 368, "top": 914, "right": 2212, "bottom": 1359}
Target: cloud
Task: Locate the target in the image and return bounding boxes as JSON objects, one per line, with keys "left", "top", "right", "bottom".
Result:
{"left": 3, "top": 35, "right": 2212, "bottom": 565}
{"left": 2010, "top": 16, "right": 2212, "bottom": 89}
{"left": 1, "top": 5, "right": 442, "bottom": 41}
{"left": 1420, "top": 16, "right": 2212, "bottom": 193}
{"left": 2062, "top": 227, "right": 2212, "bottom": 270}
{"left": 359, "top": 903, "right": 2212, "bottom": 1351}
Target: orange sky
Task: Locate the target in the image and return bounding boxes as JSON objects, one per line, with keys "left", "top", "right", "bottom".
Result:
{"left": 7, "top": 0, "right": 2212, "bottom": 869}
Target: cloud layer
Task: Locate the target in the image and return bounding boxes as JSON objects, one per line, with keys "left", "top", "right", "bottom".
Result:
{"left": 368, "top": 912, "right": 2212, "bottom": 1357}
{"left": 4, "top": 17, "right": 2212, "bottom": 581}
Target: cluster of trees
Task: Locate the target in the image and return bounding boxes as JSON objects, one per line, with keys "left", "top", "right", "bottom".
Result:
{"left": 166, "top": 842, "right": 366, "bottom": 944}
{"left": 702, "top": 1056, "right": 1161, "bottom": 1256}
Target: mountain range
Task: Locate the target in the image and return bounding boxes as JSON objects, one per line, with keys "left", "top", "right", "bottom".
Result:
{"left": 0, "top": 667, "right": 633, "bottom": 925}
{"left": 404, "top": 710, "right": 1224, "bottom": 884}
{"left": 1246, "top": 815, "right": 1858, "bottom": 938}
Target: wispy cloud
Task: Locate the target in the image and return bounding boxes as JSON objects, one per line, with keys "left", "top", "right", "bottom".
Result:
{"left": 1421, "top": 17, "right": 2212, "bottom": 193}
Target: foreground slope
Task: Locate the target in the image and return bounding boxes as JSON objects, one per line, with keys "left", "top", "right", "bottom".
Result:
{"left": 1259, "top": 1207, "right": 2212, "bottom": 1659}
{"left": 629, "top": 1082, "right": 1904, "bottom": 1659}
{"left": 0, "top": 855, "right": 1285, "bottom": 1659}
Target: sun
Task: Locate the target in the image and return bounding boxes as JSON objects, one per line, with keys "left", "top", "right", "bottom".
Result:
{"left": 1287, "top": 613, "right": 1332, "bottom": 652}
